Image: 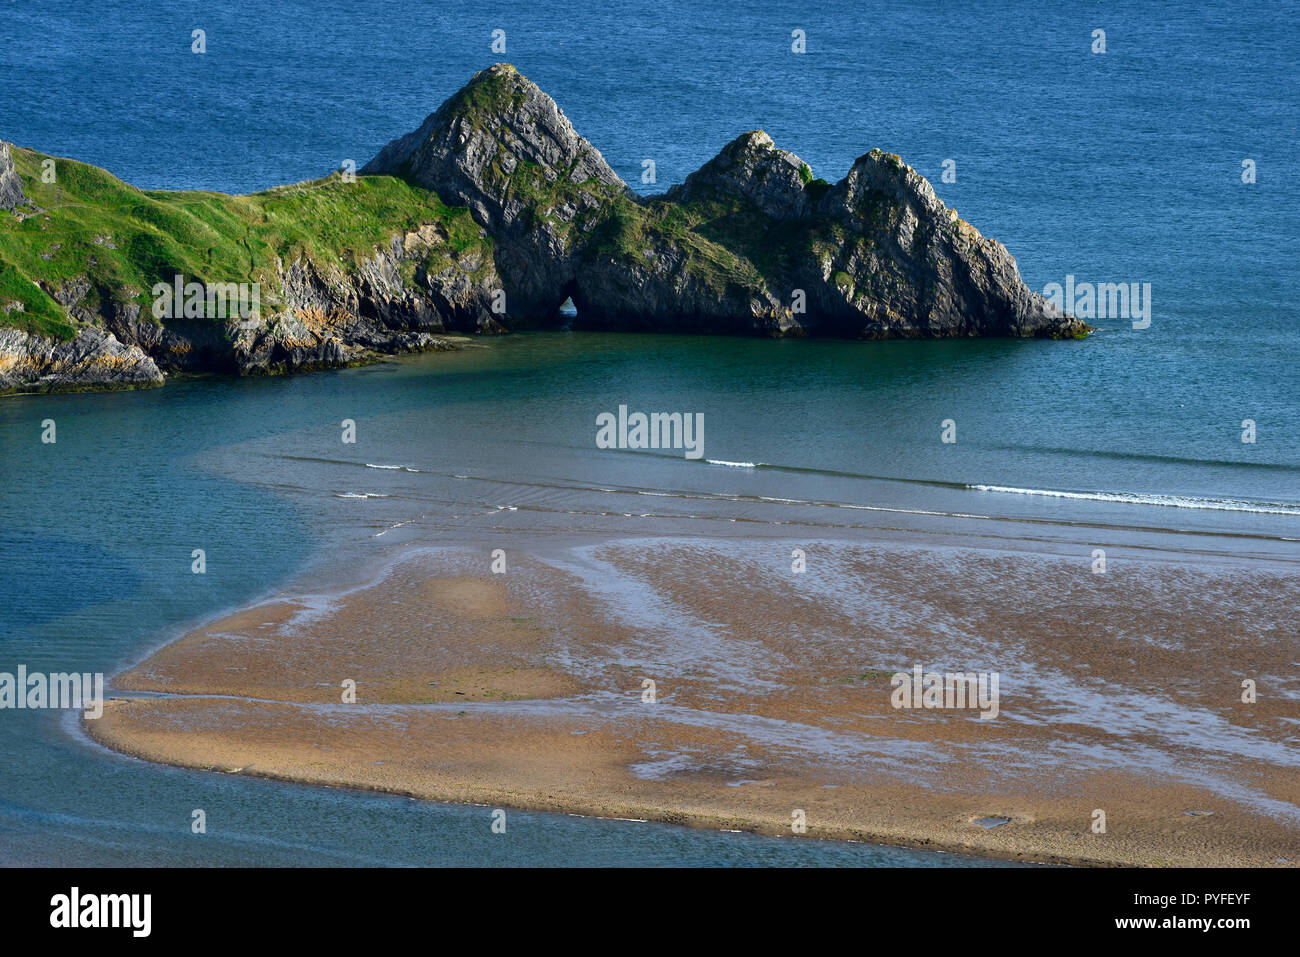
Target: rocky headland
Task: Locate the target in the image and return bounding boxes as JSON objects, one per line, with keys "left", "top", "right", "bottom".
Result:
{"left": 1, "top": 64, "right": 1087, "bottom": 395}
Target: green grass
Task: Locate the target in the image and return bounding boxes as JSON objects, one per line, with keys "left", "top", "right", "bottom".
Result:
{"left": 0, "top": 257, "right": 69, "bottom": 337}
{"left": 587, "top": 192, "right": 774, "bottom": 297}
{"left": 805, "top": 177, "right": 832, "bottom": 203}
{"left": 0, "top": 147, "right": 491, "bottom": 340}
{"left": 641, "top": 188, "right": 821, "bottom": 290}
{"left": 442, "top": 63, "right": 526, "bottom": 121}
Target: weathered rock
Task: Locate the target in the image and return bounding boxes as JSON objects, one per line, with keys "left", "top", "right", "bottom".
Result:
{"left": 579, "top": 138, "right": 1084, "bottom": 339}
{"left": 362, "top": 63, "right": 628, "bottom": 319}
{"left": 97, "top": 221, "right": 498, "bottom": 375}
{"left": 0, "top": 141, "right": 29, "bottom": 212}
{"left": 572, "top": 235, "right": 790, "bottom": 336}
{"left": 365, "top": 65, "right": 1087, "bottom": 341}
{"left": 667, "top": 130, "right": 813, "bottom": 220}
{"left": 0, "top": 325, "right": 163, "bottom": 394}
{"left": 806, "top": 148, "right": 1081, "bottom": 337}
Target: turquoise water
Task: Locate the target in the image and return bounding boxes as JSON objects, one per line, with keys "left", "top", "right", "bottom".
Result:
{"left": 1, "top": 0, "right": 1297, "bottom": 865}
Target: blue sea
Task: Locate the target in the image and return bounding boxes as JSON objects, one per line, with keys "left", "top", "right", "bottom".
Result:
{"left": 0, "top": 0, "right": 1296, "bottom": 865}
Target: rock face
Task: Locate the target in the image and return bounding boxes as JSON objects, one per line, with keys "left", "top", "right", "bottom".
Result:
{"left": 363, "top": 63, "right": 628, "bottom": 319}
{"left": 365, "top": 65, "right": 1087, "bottom": 341}
{"left": 0, "top": 325, "right": 162, "bottom": 394}
{"left": 98, "top": 222, "right": 499, "bottom": 377}
{"left": 668, "top": 131, "right": 813, "bottom": 220}
{"left": 0, "top": 142, "right": 29, "bottom": 212}
{"left": 805, "top": 147, "right": 1072, "bottom": 337}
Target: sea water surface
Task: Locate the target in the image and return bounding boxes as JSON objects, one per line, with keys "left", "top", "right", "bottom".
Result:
{"left": 0, "top": 0, "right": 1296, "bottom": 865}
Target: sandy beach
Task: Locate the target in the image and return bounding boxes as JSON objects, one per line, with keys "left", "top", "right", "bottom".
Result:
{"left": 84, "top": 536, "right": 1300, "bottom": 866}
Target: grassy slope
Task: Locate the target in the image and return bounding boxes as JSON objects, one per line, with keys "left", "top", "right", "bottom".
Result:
{"left": 0, "top": 147, "right": 490, "bottom": 342}
{"left": 589, "top": 187, "right": 834, "bottom": 301}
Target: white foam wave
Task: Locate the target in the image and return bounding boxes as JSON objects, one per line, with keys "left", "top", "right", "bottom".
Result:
{"left": 969, "top": 485, "right": 1300, "bottom": 516}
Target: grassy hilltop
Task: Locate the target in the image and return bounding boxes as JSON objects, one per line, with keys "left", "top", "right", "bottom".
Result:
{"left": 0, "top": 147, "right": 490, "bottom": 342}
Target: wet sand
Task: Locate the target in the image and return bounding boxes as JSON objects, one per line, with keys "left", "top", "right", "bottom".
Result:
{"left": 86, "top": 539, "right": 1300, "bottom": 866}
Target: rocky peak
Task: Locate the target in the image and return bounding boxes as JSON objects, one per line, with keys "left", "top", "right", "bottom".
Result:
{"left": 670, "top": 130, "right": 814, "bottom": 219}
{"left": 362, "top": 64, "right": 629, "bottom": 318}
{"left": 821, "top": 148, "right": 956, "bottom": 243}
{"left": 820, "top": 148, "right": 942, "bottom": 222}
{"left": 0, "top": 142, "right": 30, "bottom": 212}
{"left": 816, "top": 147, "right": 1080, "bottom": 337}
{"left": 361, "top": 64, "right": 626, "bottom": 232}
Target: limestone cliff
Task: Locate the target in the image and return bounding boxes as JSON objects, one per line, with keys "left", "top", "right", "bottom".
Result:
{"left": 0, "top": 143, "right": 30, "bottom": 213}
{"left": 366, "top": 65, "right": 1086, "bottom": 340}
